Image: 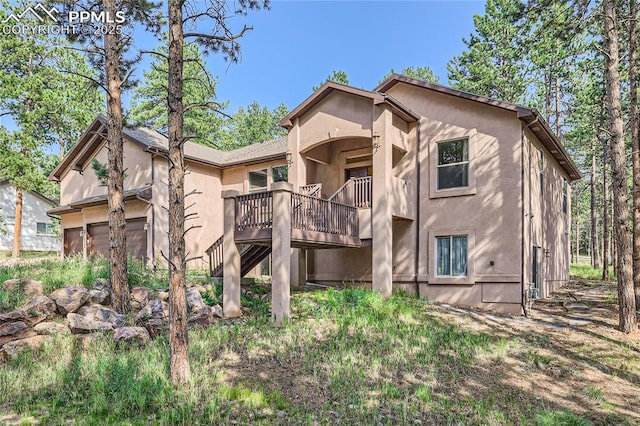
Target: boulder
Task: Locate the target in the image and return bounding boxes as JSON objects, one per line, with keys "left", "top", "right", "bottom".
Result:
{"left": 0, "top": 321, "right": 36, "bottom": 345}
{"left": 114, "top": 326, "right": 149, "bottom": 344}
{"left": 0, "top": 309, "right": 45, "bottom": 327}
{"left": 92, "top": 278, "right": 111, "bottom": 291}
{"left": 211, "top": 304, "right": 223, "bottom": 318}
{"left": 135, "top": 299, "right": 169, "bottom": 323}
{"left": 186, "top": 287, "right": 208, "bottom": 315}
{"left": 135, "top": 299, "right": 169, "bottom": 338}
{"left": 66, "top": 313, "right": 113, "bottom": 334}
{"left": 0, "top": 335, "right": 49, "bottom": 359}
{"left": 144, "top": 318, "right": 167, "bottom": 338}
{"left": 33, "top": 321, "right": 69, "bottom": 335}
{"left": 188, "top": 312, "right": 215, "bottom": 329}
{"left": 77, "top": 305, "right": 125, "bottom": 327}
{"left": 89, "top": 289, "right": 111, "bottom": 306}
{"left": 49, "top": 286, "right": 90, "bottom": 315}
{"left": 2, "top": 278, "right": 43, "bottom": 297}
{"left": 157, "top": 291, "right": 169, "bottom": 302}
{"left": 24, "top": 295, "right": 57, "bottom": 319}
{"left": 130, "top": 287, "right": 154, "bottom": 310}
{"left": 2, "top": 278, "right": 21, "bottom": 292}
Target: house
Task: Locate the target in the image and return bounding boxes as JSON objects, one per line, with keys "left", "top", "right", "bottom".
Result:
{"left": 0, "top": 181, "right": 59, "bottom": 252}
{"left": 49, "top": 75, "right": 580, "bottom": 320}
{"left": 48, "top": 116, "right": 288, "bottom": 270}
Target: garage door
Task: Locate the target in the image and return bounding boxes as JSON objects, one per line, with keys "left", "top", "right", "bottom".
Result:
{"left": 64, "top": 228, "right": 83, "bottom": 256}
{"left": 87, "top": 218, "right": 147, "bottom": 261}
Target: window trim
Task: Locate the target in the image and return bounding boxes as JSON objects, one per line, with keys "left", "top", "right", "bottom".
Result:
{"left": 429, "top": 229, "right": 476, "bottom": 285}
{"left": 429, "top": 128, "right": 478, "bottom": 199}
{"left": 435, "top": 235, "right": 468, "bottom": 277}
{"left": 436, "top": 138, "right": 470, "bottom": 190}
{"left": 539, "top": 150, "right": 544, "bottom": 195}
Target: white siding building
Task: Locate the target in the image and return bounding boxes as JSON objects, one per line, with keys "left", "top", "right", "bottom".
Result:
{"left": 0, "top": 182, "right": 60, "bottom": 252}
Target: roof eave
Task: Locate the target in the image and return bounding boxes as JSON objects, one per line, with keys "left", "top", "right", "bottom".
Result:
{"left": 519, "top": 109, "right": 582, "bottom": 181}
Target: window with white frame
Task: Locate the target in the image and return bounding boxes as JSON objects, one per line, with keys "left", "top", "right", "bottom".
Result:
{"left": 436, "top": 235, "right": 468, "bottom": 276}
{"left": 36, "top": 222, "right": 55, "bottom": 236}
{"left": 437, "top": 138, "right": 469, "bottom": 189}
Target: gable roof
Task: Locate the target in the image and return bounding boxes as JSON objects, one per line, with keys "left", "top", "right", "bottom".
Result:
{"left": 49, "top": 117, "right": 288, "bottom": 181}
{"left": 376, "top": 75, "right": 581, "bottom": 181}
{"left": 279, "top": 81, "right": 420, "bottom": 129}
{"left": 0, "top": 180, "right": 57, "bottom": 206}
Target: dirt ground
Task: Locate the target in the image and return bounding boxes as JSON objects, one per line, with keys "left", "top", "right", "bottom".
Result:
{"left": 432, "top": 279, "right": 640, "bottom": 424}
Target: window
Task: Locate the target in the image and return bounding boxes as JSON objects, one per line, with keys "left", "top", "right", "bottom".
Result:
{"left": 272, "top": 165, "right": 288, "bottom": 183}
{"left": 437, "top": 138, "right": 469, "bottom": 189}
{"left": 36, "top": 222, "right": 55, "bottom": 235}
{"left": 562, "top": 179, "right": 568, "bottom": 213}
{"left": 539, "top": 150, "right": 544, "bottom": 194}
{"left": 436, "top": 235, "right": 468, "bottom": 276}
{"left": 248, "top": 169, "right": 268, "bottom": 192}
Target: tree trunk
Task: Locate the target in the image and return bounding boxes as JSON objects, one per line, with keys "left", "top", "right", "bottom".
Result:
{"left": 591, "top": 139, "right": 601, "bottom": 269}
{"left": 167, "top": 0, "right": 190, "bottom": 387}
{"left": 603, "top": 0, "right": 637, "bottom": 333}
{"left": 11, "top": 186, "right": 22, "bottom": 258}
{"left": 603, "top": 138, "right": 610, "bottom": 281}
{"left": 575, "top": 217, "right": 580, "bottom": 263}
{"left": 629, "top": 0, "right": 640, "bottom": 308}
{"left": 104, "top": 0, "right": 129, "bottom": 314}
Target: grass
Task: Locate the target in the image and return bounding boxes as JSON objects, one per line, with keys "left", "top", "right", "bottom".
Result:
{"left": 570, "top": 262, "right": 616, "bottom": 281}
{"left": 0, "top": 259, "right": 628, "bottom": 425}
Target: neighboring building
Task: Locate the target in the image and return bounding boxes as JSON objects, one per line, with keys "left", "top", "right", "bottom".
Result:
{"left": 0, "top": 181, "right": 59, "bottom": 252}
{"left": 49, "top": 75, "right": 580, "bottom": 316}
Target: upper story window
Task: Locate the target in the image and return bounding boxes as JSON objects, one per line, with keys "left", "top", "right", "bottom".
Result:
{"left": 436, "top": 235, "right": 468, "bottom": 277}
{"left": 437, "top": 138, "right": 469, "bottom": 190}
{"left": 562, "top": 179, "right": 568, "bottom": 213}
{"left": 36, "top": 222, "right": 55, "bottom": 236}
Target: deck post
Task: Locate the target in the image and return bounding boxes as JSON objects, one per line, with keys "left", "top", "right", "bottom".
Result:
{"left": 271, "top": 181, "right": 293, "bottom": 326}
{"left": 222, "top": 190, "right": 241, "bottom": 318}
{"left": 372, "top": 106, "right": 394, "bottom": 298}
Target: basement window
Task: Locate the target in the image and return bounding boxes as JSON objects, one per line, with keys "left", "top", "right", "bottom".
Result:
{"left": 436, "top": 235, "right": 468, "bottom": 277}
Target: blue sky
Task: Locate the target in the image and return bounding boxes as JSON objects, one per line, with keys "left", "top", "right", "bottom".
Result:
{"left": 130, "top": 0, "right": 486, "bottom": 114}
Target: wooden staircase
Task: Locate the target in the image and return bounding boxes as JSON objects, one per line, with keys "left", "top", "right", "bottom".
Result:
{"left": 206, "top": 236, "right": 272, "bottom": 278}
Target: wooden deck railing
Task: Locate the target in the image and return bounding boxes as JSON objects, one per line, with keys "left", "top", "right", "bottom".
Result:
{"left": 300, "top": 183, "right": 322, "bottom": 198}
{"left": 235, "top": 191, "right": 273, "bottom": 232}
{"left": 328, "top": 176, "right": 372, "bottom": 208}
{"left": 291, "top": 193, "right": 358, "bottom": 237}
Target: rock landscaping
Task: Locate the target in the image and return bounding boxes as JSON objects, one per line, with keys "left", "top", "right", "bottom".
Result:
{"left": 0, "top": 277, "right": 224, "bottom": 360}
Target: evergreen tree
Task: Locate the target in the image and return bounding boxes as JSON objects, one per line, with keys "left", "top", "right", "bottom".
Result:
{"left": 130, "top": 42, "right": 227, "bottom": 148}
{"left": 220, "top": 102, "right": 288, "bottom": 149}
{"left": 380, "top": 66, "right": 440, "bottom": 84}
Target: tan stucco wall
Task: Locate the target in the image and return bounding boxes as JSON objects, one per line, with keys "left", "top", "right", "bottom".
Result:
{"left": 59, "top": 137, "right": 152, "bottom": 205}
{"left": 524, "top": 129, "right": 571, "bottom": 299}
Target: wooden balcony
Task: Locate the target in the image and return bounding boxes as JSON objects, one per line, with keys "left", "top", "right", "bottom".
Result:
{"left": 233, "top": 189, "right": 361, "bottom": 248}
